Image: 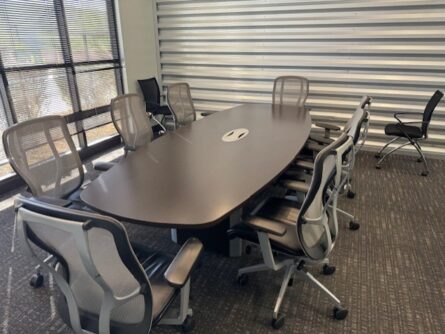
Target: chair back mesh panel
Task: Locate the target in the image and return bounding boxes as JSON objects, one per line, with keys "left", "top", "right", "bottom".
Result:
{"left": 345, "top": 96, "right": 370, "bottom": 144}
{"left": 111, "top": 94, "right": 153, "bottom": 151}
{"left": 138, "top": 77, "right": 161, "bottom": 111}
{"left": 2, "top": 116, "right": 83, "bottom": 198}
{"left": 422, "top": 90, "right": 443, "bottom": 137}
{"left": 296, "top": 139, "right": 339, "bottom": 261}
{"left": 16, "top": 198, "right": 152, "bottom": 333}
{"left": 272, "top": 76, "right": 309, "bottom": 109}
{"left": 167, "top": 83, "right": 196, "bottom": 127}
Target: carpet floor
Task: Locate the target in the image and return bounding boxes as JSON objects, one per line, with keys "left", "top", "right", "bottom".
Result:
{"left": 0, "top": 151, "right": 444, "bottom": 334}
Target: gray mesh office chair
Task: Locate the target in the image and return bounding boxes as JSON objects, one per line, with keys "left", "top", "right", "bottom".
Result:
{"left": 284, "top": 97, "right": 371, "bottom": 230}
{"left": 15, "top": 196, "right": 203, "bottom": 334}
{"left": 303, "top": 96, "right": 372, "bottom": 199}
{"left": 2, "top": 115, "right": 84, "bottom": 199}
{"left": 2, "top": 115, "right": 90, "bottom": 287}
{"left": 167, "top": 83, "right": 197, "bottom": 128}
{"left": 228, "top": 137, "right": 349, "bottom": 329}
{"left": 111, "top": 94, "right": 154, "bottom": 153}
{"left": 272, "top": 76, "right": 309, "bottom": 109}
{"left": 94, "top": 94, "right": 156, "bottom": 172}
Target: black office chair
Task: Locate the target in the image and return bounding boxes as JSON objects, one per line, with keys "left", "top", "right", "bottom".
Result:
{"left": 15, "top": 195, "right": 203, "bottom": 334}
{"left": 229, "top": 136, "right": 349, "bottom": 329}
{"left": 375, "top": 90, "right": 443, "bottom": 176}
{"left": 138, "top": 77, "right": 172, "bottom": 119}
{"left": 2, "top": 115, "right": 92, "bottom": 287}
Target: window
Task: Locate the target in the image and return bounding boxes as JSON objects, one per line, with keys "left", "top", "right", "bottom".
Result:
{"left": 0, "top": 0, "right": 122, "bottom": 179}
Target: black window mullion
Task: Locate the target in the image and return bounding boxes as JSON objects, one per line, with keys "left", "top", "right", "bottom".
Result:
{"left": 106, "top": 0, "right": 124, "bottom": 95}
{"left": 0, "top": 54, "right": 17, "bottom": 125}
{"left": 54, "top": 0, "right": 86, "bottom": 148}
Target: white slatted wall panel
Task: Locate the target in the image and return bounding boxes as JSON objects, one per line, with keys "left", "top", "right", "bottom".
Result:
{"left": 154, "top": 0, "right": 445, "bottom": 156}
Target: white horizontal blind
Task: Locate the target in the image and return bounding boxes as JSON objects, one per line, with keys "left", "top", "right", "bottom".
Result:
{"left": 154, "top": 0, "right": 445, "bottom": 156}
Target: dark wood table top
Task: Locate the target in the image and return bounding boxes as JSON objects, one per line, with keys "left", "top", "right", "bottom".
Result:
{"left": 81, "top": 103, "right": 311, "bottom": 228}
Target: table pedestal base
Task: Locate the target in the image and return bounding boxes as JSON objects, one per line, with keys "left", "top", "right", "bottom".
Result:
{"left": 175, "top": 210, "right": 243, "bottom": 257}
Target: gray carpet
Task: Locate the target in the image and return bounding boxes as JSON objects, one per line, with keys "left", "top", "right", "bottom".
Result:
{"left": 0, "top": 152, "right": 444, "bottom": 334}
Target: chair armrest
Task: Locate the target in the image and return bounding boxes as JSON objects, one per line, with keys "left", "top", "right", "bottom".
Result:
{"left": 309, "top": 134, "right": 333, "bottom": 145}
{"left": 281, "top": 179, "right": 310, "bottom": 193}
{"left": 35, "top": 196, "right": 72, "bottom": 208}
{"left": 164, "top": 238, "right": 203, "bottom": 288}
{"left": 295, "top": 159, "right": 315, "bottom": 170}
{"left": 315, "top": 122, "right": 341, "bottom": 131}
{"left": 93, "top": 161, "right": 115, "bottom": 172}
{"left": 245, "top": 216, "right": 286, "bottom": 236}
{"left": 393, "top": 112, "right": 424, "bottom": 123}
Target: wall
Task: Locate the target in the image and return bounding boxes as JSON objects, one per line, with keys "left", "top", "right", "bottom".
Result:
{"left": 115, "top": 0, "right": 159, "bottom": 94}
{"left": 154, "top": 0, "right": 445, "bottom": 156}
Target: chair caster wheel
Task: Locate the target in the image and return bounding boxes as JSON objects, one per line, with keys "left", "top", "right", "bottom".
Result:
{"left": 322, "top": 264, "right": 336, "bottom": 276}
{"left": 421, "top": 171, "right": 428, "bottom": 177}
{"left": 417, "top": 157, "right": 423, "bottom": 163}
{"left": 245, "top": 245, "right": 252, "bottom": 255}
{"left": 333, "top": 307, "right": 348, "bottom": 320}
{"left": 375, "top": 165, "right": 381, "bottom": 169}
{"left": 272, "top": 314, "right": 285, "bottom": 329}
{"left": 237, "top": 274, "right": 248, "bottom": 286}
{"left": 347, "top": 190, "right": 355, "bottom": 199}
{"left": 287, "top": 278, "right": 293, "bottom": 287}
{"left": 374, "top": 154, "right": 381, "bottom": 159}
{"left": 30, "top": 273, "right": 44, "bottom": 288}
{"left": 181, "top": 315, "right": 195, "bottom": 332}
{"left": 349, "top": 220, "right": 360, "bottom": 231}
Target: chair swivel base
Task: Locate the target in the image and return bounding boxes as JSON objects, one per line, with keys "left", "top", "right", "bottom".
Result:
{"left": 236, "top": 261, "right": 348, "bottom": 330}
{"left": 30, "top": 272, "right": 44, "bottom": 288}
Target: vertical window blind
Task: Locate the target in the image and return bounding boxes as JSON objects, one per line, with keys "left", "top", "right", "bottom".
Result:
{"left": 0, "top": 0, "right": 122, "bottom": 179}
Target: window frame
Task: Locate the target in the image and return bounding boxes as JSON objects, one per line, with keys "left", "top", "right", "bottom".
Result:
{"left": 0, "top": 0, "right": 123, "bottom": 185}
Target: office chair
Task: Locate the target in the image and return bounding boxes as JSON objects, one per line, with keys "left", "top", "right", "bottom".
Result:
{"left": 167, "top": 83, "right": 209, "bottom": 128}
{"left": 138, "top": 77, "right": 172, "bottom": 118}
{"left": 15, "top": 195, "right": 203, "bottom": 334}
{"left": 302, "top": 96, "right": 372, "bottom": 198}
{"left": 283, "top": 96, "right": 371, "bottom": 231}
{"left": 375, "top": 90, "right": 443, "bottom": 176}
{"left": 93, "top": 94, "right": 157, "bottom": 172}
{"left": 272, "top": 76, "right": 309, "bottom": 109}
{"left": 2, "top": 115, "right": 90, "bottom": 287}
{"left": 138, "top": 77, "right": 174, "bottom": 132}
{"left": 228, "top": 137, "right": 349, "bottom": 329}
{"left": 111, "top": 94, "right": 154, "bottom": 154}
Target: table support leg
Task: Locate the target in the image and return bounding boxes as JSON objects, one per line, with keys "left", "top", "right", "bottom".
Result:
{"left": 229, "top": 209, "right": 243, "bottom": 257}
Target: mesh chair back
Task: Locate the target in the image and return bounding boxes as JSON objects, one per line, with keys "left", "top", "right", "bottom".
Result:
{"left": 422, "top": 90, "right": 443, "bottom": 137}
{"left": 138, "top": 77, "right": 161, "bottom": 111}
{"left": 111, "top": 94, "right": 153, "bottom": 151}
{"left": 296, "top": 137, "right": 345, "bottom": 261}
{"left": 15, "top": 196, "right": 153, "bottom": 334}
{"left": 272, "top": 76, "right": 309, "bottom": 109}
{"left": 345, "top": 96, "right": 371, "bottom": 145}
{"left": 2, "top": 116, "right": 83, "bottom": 198}
{"left": 167, "top": 83, "right": 196, "bottom": 127}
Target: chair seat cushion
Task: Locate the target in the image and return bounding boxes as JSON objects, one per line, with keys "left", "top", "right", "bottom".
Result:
{"left": 57, "top": 243, "right": 177, "bottom": 332}
{"left": 229, "top": 198, "right": 304, "bottom": 256}
{"left": 130, "top": 243, "right": 177, "bottom": 323}
{"left": 385, "top": 123, "right": 423, "bottom": 138}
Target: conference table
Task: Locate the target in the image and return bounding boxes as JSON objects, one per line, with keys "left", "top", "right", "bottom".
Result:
{"left": 81, "top": 103, "right": 311, "bottom": 256}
